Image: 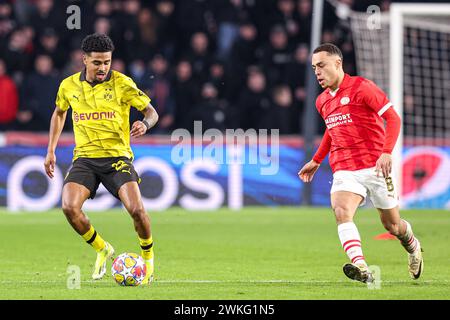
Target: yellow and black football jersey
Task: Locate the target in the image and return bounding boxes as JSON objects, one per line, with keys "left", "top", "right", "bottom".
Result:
{"left": 55, "top": 69, "right": 150, "bottom": 160}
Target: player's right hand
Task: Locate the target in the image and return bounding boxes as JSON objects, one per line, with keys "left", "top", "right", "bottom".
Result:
{"left": 44, "top": 152, "right": 56, "bottom": 179}
{"left": 298, "top": 160, "right": 320, "bottom": 183}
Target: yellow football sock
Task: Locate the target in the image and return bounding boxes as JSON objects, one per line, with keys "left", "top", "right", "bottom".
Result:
{"left": 82, "top": 225, "right": 106, "bottom": 252}
{"left": 139, "top": 236, "right": 154, "bottom": 261}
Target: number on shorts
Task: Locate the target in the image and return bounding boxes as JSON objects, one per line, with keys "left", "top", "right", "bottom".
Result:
{"left": 385, "top": 177, "right": 394, "bottom": 192}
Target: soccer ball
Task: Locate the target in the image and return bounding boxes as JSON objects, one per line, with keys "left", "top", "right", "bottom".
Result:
{"left": 111, "top": 252, "right": 147, "bottom": 286}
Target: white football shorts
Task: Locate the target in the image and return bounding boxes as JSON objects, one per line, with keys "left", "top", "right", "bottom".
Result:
{"left": 330, "top": 166, "right": 399, "bottom": 209}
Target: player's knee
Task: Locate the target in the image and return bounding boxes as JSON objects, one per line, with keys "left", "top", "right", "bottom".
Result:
{"left": 62, "top": 202, "right": 87, "bottom": 227}
{"left": 128, "top": 206, "right": 147, "bottom": 222}
{"left": 62, "top": 201, "right": 80, "bottom": 217}
{"left": 333, "top": 205, "right": 354, "bottom": 224}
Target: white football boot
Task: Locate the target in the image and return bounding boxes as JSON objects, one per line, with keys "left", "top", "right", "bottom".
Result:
{"left": 92, "top": 242, "right": 115, "bottom": 280}
{"left": 343, "top": 263, "right": 374, "bottom": 284}
{"left": 408, "top": 241, "right": 424, "bottom": 279}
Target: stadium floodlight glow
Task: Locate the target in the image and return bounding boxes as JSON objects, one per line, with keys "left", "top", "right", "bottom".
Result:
{"left": 350, "top": 3, "right": 450, "bottom": 208}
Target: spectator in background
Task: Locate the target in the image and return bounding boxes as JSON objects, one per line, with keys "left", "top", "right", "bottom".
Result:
{"left": 247, "top": 1, "right": 277, "bottom": 41}
{"left": 294, "top": 0, "right": 312, "bottom": 44}
{"left": 141, "top": 54, "right": 175, "bottom": 133}
{"left": 229, "top": 21, "right": 258, "bottom": 92}
{"left": 176, "top": 0, "right": 214, "bottom": 51}
{"left": 230, "top": 21, "right": 258, "bottom": 67}
{"left": 17, "top": 54, "right": 60, "bottom": 131}
{"left": 128, "top": 59, "right": 148, "bottom": 89}
{"left": 93, "top": 17, "right": 112, "bottom": 35}
{"left": 11, "top": 0, "right": 33, "bottom": 26}
{"left": 236, "top": 66, "right": 271, "bottom": 130}
{"left": 125, "top": 6, "right": 160, "bottom": 61}
{"left": 91, "top": 5, "right": 124, "bottom": 60}
{"left": 136, "top": 7, "right": 160, "bottom": 59}
{"left": 154, "top": 0, "right": 176, "bottom": 60}
{"left": 89, "top": 0, "right": 115, "bottom": 31}
{"left": 35, "top": 28, "right": 65, "bottom": 69}
{"left": 122, "top": 0, "right": 141, "bottom": 22}
{"left": 172, "top": 59, "right": 199, "bottom": 129}
{"left": 121, "top": 0, "right": 143, "bottom": 61}
{"left": 286, "top": 43, "right": 308, "bottom": 111}
{"left": 92, "top": 14, "right": 124, "bottom": 60}
{"left": 341, "top": 40, "right": 356, "bottom": 75}
{"left": 28, "top": 0, "right": 64, "bottom": 36}
{"left": 260, "top": 84, "right": 298, "bottom": 134}
{"left": 273, "top": 0, "right": 299, "bottom": 41}
{"left": 321, "top": 29, "right": 337, "bottom": 44}
{"left": 188, "top": 82, "right": 229, "bottom": 133}
{"left": 258, "top": 24, "right": 292, "bottom": 86}
{"left": 207, "top": 60, "right": 233, "bottom": 102}
{"left": 0, "top": 0, "right": 17, "bottom": 49}
{"left": 61, "top": 49, "right": 84, "bottom": 78}
{"left": 94, "top": 0, "right": 114, "bottom": 19}
{"left": 187, "top": 31, "right": 212, "bottom": 83}
{"left": 111, "top": 58, "right": 126, "bottom": 74}
{"left": 110, "top": 0, "right": 123, "bottom": 11}
{"left": 214, "top": 0, "right": 247, "bottom": 61}
{"left": 0, "top": 59, "right": 19, "bottom": 130}
{"left": 380, "top": 0, "right": 391, "bottom": 12}
{"left": 20, "top": 24, "right": 35, "bottom": 55}
{"left": 1, "top": 28, "right": 32, "bottom": 81}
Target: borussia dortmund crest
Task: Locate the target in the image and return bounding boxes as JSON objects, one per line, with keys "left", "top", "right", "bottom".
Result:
{"left": 104, "top": 88, "right": 113, "bottom": 101}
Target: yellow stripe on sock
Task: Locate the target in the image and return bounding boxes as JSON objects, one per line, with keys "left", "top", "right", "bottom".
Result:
{"left": 82, "top": 225, "right": 106, "bottom": 252}
{"left": 139, "top": 236, "right": 154, "bottom": 260}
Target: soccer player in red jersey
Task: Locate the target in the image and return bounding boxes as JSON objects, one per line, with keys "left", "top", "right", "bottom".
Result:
{"left": 298, "top": 43, "right": 423, "bottom": 283}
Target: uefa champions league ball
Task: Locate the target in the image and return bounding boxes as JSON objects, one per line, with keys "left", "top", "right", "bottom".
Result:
{"left": 111, "top": 252, "right": 147, "bottom": 286}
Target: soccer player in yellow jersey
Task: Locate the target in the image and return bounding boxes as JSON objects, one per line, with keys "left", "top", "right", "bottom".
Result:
{"left": 44, "top": 34, "right": 158, "bottom": 284}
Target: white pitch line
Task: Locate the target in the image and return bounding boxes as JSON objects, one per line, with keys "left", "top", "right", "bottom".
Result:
{"left": 154, "top": 279, "right": 450, "bottom": 284}
{"left": 0, "top": 279, "right": 448, "bottom": 285}
{"left": 0, "top": 280, "right": 340, "bottom": 284}
{"left": 147, "top": 279, "right": 447, "bottom": 284}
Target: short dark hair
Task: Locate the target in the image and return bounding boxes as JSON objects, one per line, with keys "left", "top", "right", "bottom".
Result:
{"left": 81, "top": 33, "right": 115, "bottom": 54}
{"left": 313, "top": 43, "right": 343, "bottom": 60}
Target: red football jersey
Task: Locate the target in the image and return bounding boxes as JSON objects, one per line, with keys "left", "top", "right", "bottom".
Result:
{"left": 315, "top": 73, "right": 392, "bottom": 172}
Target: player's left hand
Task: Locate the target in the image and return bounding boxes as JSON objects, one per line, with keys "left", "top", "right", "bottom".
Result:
{"left": 375, "top": 153, "right": 392, "bottom": 178}
{"left": 130, "top": 121, "right": 147, "bottom": 138}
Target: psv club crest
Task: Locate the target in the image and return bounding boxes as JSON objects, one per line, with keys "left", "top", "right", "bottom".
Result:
{"left": 340, "top": 97, "right": 350, "bottom": 105}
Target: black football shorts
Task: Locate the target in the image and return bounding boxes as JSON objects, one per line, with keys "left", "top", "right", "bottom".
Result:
{"left": 64, "top": 157, "right": 140, "bottom": 199}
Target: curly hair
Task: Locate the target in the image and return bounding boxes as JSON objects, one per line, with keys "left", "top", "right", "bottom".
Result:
{"left": 81, "top": 33, "right": 115, "bottom": 54}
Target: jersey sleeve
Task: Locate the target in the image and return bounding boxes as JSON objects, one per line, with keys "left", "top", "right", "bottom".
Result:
{"left": 315, "top": 95, "right": 324, "bottom": 118}
{"left": 380, "top": 107, "right": 401, "bottom": 153}
{"left": 55, "top": 82, "right": 70, "bottom": 111}
{"left": 312, "top": 129, "right": 331, "bottom": 163}
{"left": 121, "top": 77, "right": 151, "bottom": 111}
{"left": 361, "top": 79, "right": 392, "bottom": 116}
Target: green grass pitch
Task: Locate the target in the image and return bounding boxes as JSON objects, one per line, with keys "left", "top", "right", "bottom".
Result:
{"left": 0, "top": 207, "right": 449, "bottom": 300}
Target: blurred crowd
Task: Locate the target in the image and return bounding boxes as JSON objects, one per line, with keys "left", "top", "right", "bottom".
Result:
{"left": 0, "top": 0, "right": 387, "bottom": 134}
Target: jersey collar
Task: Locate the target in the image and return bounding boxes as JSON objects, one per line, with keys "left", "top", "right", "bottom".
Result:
{"left": 79, "top": 68, "right": 112, "bottom": 86}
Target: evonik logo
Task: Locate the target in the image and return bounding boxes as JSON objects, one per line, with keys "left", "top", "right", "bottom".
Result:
{"left": 73, "top": 111, "right": 116, "bottom": 122}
